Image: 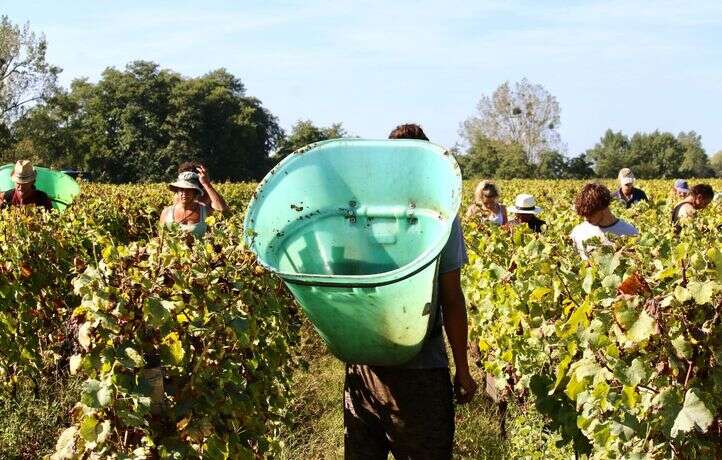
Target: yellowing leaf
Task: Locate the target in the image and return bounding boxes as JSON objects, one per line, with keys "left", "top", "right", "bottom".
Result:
{"left": 671, "top": 389, "right": 714, "bottom": 437}
{"left": 52, "top": 426, "right": 77, "bottom": 460}
{"left": 78, "top": 322, "right": 92, "bottom": 350}
{"left": 625, "top": 310, "right": 656, "bottom": 343}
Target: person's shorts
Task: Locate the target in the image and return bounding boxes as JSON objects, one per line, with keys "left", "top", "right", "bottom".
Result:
{"left": 344, "top": 364, "right": 454, "bottom": 460}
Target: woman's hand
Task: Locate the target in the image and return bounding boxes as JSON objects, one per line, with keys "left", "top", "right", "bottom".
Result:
{"left": 197, "top": 165, "right": 211, "bottom": 187}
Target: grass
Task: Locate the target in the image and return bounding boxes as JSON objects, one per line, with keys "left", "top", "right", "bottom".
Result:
{"left": 280, "top": 323, "right": 573, "bottom": 459}
{"left": 0, "top": 375, "right": 81, "bottom": 459}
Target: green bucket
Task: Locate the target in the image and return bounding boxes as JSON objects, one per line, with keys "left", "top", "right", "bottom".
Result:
{"left": 244, "top": 139, "right": 461, "bottom": 365}
{"left": 0, "top": 164, "right": 81, "bottom": 211}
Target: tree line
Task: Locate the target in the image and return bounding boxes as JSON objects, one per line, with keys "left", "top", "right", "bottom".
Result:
{"left": 1, "top": 17, "right": 721, "bottom": 182}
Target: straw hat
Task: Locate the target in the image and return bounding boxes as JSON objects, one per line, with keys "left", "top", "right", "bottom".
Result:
{"left": 169, "top": 171, "right": 204, "bottom": 196}
{"left": 11, "top": 160, "right": 37, "bottom": 184}
{"left": 508, "top": 194, "right": 542, "bottom": 215}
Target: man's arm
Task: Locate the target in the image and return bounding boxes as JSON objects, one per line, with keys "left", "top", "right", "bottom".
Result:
{"left": 439, "top": 269, "right": 477, "bottom": 404}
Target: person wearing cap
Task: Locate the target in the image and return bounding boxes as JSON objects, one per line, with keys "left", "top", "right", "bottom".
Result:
{"left": 672, "top": 179, "right": 690, "bottom": 198}
{"left": 0, "top": 160, "right": 53, "bottom": 211}
{"left": 508, "top": 194, "right": 545, "bottom": 233}
{"left": 571, "top": 183, "right": 639, "bottom": 260}
{"left": 612, "top": 168, "right": 648, "bottom": 208}
{"left": 465, "top": 180, "right": 507, "bottom": 225}
{"left": 160, "top": 166, "right": 229, "bottom": 237}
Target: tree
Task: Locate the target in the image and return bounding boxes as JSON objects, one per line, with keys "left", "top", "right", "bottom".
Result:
{"left": 11, "top": 61, "right": 282, "bottom": 182}
{"left": 565, "top": 155, "right": 595, "bottom": 179}
{"left": 710, "top": 150, "right": 722, "bottom": 177}
{"left": 458, "top": 134, "right": 533, "bottom": 179}
{"left": 273, "top": 119, "right": 347, "bottom": 162}
{"left": 585, "top": 130, "right": 632, "bottom": 178}
{"left": 678, "top": 131, "right": 714, "bottom": 177}
{"left": 536, "top": 150, "right": 568, "bottom": 179}
{"left": 0, "top": 16, "right": 60, "bottom": 124}
{"left": 462, "top": 78, "right": 561, "bottom": 163}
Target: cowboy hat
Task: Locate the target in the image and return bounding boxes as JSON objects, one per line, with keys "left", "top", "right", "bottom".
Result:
{"left": 508, "top": 194, "right": 542, "bottom": 215}
{"left": 11, "top": 160, "right": 37, "bottom": 184}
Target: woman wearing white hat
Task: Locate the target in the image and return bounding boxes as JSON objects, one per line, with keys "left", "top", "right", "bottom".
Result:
{"left": 508, "top": 194, "right": 545, "bottom": 233}
{"left": 0, "top": 160, "right": 53, "bottom": 211}
{"left": 159, "top": 166, "right": 228, "bottom": 238}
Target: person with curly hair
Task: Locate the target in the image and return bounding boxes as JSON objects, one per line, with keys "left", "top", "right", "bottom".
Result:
{"left": 571, "top": 183, "right": 638, "bottom": 259}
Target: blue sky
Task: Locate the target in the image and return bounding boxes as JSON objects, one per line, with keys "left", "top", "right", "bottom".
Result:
{"left": 5, "top": 0, "right": 722, "bottom": 155}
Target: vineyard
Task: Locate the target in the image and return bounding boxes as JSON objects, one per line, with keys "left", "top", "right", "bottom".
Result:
{"left": 1, "top": 180, "right": 721, "bottom": 459}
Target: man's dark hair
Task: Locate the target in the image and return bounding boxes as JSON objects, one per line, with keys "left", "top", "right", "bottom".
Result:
{"left": 575, "top": 183, "right": 612, "bottom": 217}
{"left": 178, "top": 161, "right": 201, "bottom": 174}
{"left": 691, "top": 183, "right": 714, "bottom": 200}
{"left": 388, "top": 124, "right": 429, "bottom": 141}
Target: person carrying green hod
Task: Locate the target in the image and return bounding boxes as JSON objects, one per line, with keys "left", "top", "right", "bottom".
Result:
{"left": 343, "top": 124, "right": 478, "bottom": 460}
{"left": 0, "top": 160, "right": 53, "bottom": 211}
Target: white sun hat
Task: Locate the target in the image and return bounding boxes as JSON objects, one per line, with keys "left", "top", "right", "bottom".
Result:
{"left": 508, "top": 194, "right": 542, "bottom": 215}
{"left": 169, "top": 171, "right": 204, "bottom": 196}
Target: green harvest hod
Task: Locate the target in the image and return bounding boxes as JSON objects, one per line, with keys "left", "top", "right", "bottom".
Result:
{"left": 244, "top": 139, "right": 462, "bottom": 366}
{"left": 0, "top": 164, "right": 81, "bottom": 211}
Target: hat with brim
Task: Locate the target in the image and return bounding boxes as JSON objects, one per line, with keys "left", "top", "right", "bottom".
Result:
{"left": 620, "top": 176, "right": 635, "bottom": 186}
{"left": 508, "top": 193, "right": 542, "bottom": 215}
{"left": 169, "top": 171, "right": 204, "bottom": 196}
{"left": 11, "top": 160, "right": 37, "bottom": 184}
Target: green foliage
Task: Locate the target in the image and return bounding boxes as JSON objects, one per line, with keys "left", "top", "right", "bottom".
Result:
{"left": 709, "top": 150, "right": 722, "bottom": 178}
{"left": 463, "top": 179, "right": 722, "bottom": 458}
{"left": 586, "top": 130, "right": 715, "bottom": 178}
{"left": 459, "top": 135, "right": 534, "bottom": 179}
{"left": 0, "top": 183, "right": 300, "bottom": 458}
{"left": 10, "top": 62, "right": 282, "bottom": 182}
{"left": 459, "top": 136, "right": 593, "bottom": 179}
{"left": 273, "top": 119, "right": 347, "bottom": 162}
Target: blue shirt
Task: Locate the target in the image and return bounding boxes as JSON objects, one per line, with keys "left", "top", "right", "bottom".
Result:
{"left": 398, "top": 215, "right": 468, "bottom": 369}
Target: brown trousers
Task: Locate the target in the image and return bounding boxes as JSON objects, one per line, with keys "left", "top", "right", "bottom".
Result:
{"left": 344, "top": 364, "right": 455, "bottom": 460}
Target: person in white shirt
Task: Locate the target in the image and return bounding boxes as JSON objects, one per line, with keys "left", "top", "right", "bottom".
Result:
{"left": 570, "top": 183, "right": 639, "bottom": 259}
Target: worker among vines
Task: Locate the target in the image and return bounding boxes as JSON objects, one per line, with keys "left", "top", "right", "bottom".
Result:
{"left": 160, "top": 164, "right": 229, "bottom": 237}
{"left": 0, "top": 160, "right": 53, "bottom": 211}
{"left": 613, "top": 168, "right": 648, "bottom": 208}
{"left": 465, "top": 180, "right": 508, "bottom": 225}
{"left": 571, "top": 183, "right": 639, "bottom": 259}
{"left": 507, "top": 193, "right": 545, "bottom": 233}
{"left": 671, "top": 183, "right": 714, "bottom": 232}
{"left": 343, "top": 124, "right": 477, "bottom": 459}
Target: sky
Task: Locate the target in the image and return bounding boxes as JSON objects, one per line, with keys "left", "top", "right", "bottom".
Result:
{"left": 4, "top": 0, "right": 722, "bottom": 156}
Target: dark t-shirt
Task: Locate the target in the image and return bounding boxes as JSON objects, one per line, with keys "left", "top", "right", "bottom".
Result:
{"left": 612, "top": 187, "right": 648, "bottom": 208}
{"left": 1, "top": 189, "right": 53, "bottom": 210}
{"left": 398, "top": 215, "right": 468, "bottom": 369}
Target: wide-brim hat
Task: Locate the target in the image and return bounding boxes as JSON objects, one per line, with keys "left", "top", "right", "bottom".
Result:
{"left": 11, "top": 160, "right": 37, "bottom": 184}
{"left": 508, "top": 193, "right": 542, "bottom": 215}
{"left": 169, "top": 171, "right": 204, "bottom": 196}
